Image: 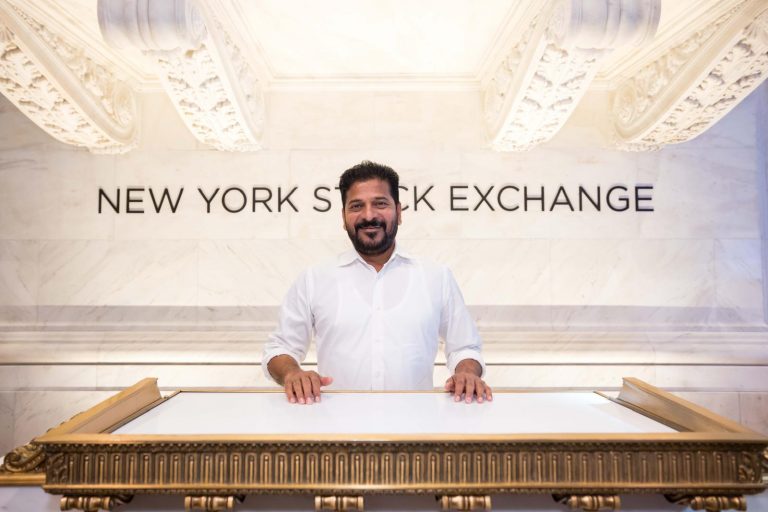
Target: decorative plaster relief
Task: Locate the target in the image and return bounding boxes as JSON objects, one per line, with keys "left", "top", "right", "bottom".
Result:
{"left": 0, "top": 1, "right": 137, "bottom": 153}
{"left": 98, "top": 0, "right": 265, "bottom": 152}
{"left": 484, "top": 0, "right": 660, "bottom": 152}
{"left": 613, "top": 0, "right": 768, "bottom": 150}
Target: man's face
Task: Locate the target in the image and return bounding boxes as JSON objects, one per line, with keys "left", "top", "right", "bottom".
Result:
{"left": 342, "top": 178, "right": 402, "bottom": 256}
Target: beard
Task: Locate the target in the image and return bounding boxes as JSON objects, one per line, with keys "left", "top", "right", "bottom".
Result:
{"left": 346, "top": 218, "right": 398, "bottom": 256}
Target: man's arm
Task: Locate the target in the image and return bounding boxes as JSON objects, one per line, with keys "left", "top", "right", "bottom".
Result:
{"left": 262, "top": 270, "right": 332, "bottom": 404}
{"left": 267, "top": 355, "right": 332, "bottom": 404}
{"left": 439, "top": 268, "right": 492, "bottom": 404}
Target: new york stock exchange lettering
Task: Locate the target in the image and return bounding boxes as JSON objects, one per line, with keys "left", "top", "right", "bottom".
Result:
{"left": 97, "top": 184, "right": 655, "bottom": 214}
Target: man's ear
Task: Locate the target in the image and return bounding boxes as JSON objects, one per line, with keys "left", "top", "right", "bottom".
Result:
{"left": 397, "top": 202, "right": 402, "bottom": 225}
{"left": 341, "top": 206, "right": 346, "bottom": 230}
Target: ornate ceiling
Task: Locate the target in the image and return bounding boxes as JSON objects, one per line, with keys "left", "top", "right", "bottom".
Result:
{"left": 0, "top": 0, "right": 766, "bottom": 153}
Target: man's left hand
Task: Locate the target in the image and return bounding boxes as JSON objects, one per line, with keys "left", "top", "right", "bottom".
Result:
{"left": 444, "top": 359, "right": 492, "bottom": 404}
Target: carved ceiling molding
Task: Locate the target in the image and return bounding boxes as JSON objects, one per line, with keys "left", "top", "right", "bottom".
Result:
{"left": 612, "top": 0, "right": 768, "bottom": 151}
{"left": 483, "top": 0, "right": 661, "bottom": 152}
{"left": 0, "top": 0, "right": 137, "bottom": 153}
{"left": 98, "top": 0, "right": 265, "bottom": 152}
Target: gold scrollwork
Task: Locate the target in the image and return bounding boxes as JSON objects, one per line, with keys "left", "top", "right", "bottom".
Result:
{"left": 0, "top": 441, "right": 45, "bottom": 473}
{"left": 184, "top": 495, "right": 244, "bottom": 511}
{"left": 438, "top": 495, "right": 492, "bottom": 511}
{"left": 315, "top": 495, "right": 364, "bottom": 511}
{"left": 553, "top": 494, "right": 620, "bottom": 511}
{"left": 665, "top": 494, "right": 746, "bottom": 511}
{"left": 762, "top": 447, "right": 768, "bottom": 484}
{"left": 60, "top": 495, "right": 132, "bottom": 511}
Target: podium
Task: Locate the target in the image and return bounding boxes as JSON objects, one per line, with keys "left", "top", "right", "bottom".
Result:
{"left": 1, "top": 378, "right": 766, "bottom": 511}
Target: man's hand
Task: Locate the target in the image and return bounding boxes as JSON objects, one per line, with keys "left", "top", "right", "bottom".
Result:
{"left": 283, "top": 369, "right": 333, "bottom": 404}
{"left": 444, "top": 359, "right": 492, "bottom": 404}
{"left": 267, "top": 354, "right": 333, "bottom": 404}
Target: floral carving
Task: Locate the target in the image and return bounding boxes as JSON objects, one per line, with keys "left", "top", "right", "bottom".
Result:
{"left": 0, "top": 2, "right": 136, "bottom": 152}
{"left": 613, "top": 3, "right": 768, "bottom": 149}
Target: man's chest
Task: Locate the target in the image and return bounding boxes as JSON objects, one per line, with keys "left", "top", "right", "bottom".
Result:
{"left": 310, "top": 264, "right": 443, "bottom": 341}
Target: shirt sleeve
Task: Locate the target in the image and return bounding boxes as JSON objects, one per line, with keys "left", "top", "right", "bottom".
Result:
{"left": 261, "top": 269, "right": 314, "bottom": 383}
{"left": 439, "top": 267, "right": 486, "bottom": 378}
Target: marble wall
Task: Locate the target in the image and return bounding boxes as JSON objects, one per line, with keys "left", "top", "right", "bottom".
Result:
{"left": 0, "top": 83, "right": 767, "bottom": 455}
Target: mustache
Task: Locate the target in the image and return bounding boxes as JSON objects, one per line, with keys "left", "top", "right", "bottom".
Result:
{"left": 355, "top": 219, "right": 386, "bottom": 230}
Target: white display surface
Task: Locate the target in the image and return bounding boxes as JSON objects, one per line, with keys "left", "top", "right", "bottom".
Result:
{"left": 113, "top": 391, "right": 675, "bottom": 435}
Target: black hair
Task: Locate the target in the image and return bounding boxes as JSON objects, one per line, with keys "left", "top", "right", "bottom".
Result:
{"left": 338, "top": 160, "right": 400, "bottom": 206}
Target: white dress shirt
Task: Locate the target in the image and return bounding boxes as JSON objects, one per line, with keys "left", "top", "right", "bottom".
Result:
{"left": 262, "top": 245, "right": 485, "bottom": 390}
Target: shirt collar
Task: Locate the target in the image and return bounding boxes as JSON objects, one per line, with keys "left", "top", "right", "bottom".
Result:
{"left": 337, "top": 243, "right": 413, "bottom": 267}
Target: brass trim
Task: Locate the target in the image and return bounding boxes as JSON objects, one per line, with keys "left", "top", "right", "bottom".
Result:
{"left": 439, "top": 495, "right": 491, "bottom": 511}
{"left": 34, "top": 431, "right": 768, "bottom": 444}
{"left": 615, "top": 378, "right": 756, "bottom": 434}
{"left": 38, "top": 378, "right": 162, "bottom": 438}
{"left": 0, "top": 471, "right": 45, "bottom": 486}
{"left": 315, "top": 495, "right": 364, "bottom": 511}
{"left": 105, "top": 393, "right": 175, "bottom": 434}
{"left": 21, "top": 378, "right": 768, "bottom": 504}
{"left": 553, "top": 494, "right": 620, "bottom": 511}
{"left": 60, "top": 494, "right": 132, "bottom": 511}
{"left": 596, "top": 391, "right": 689, "bottom": 432}
{"left": 185, "top": 495, "right": 244, "bottom": 511}
{"left": 664, "top": 494, "right": 747, "bottom": 511}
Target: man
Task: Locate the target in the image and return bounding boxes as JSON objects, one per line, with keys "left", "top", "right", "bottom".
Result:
{"left": 262, "top": 161, "right": 491, "bottom": 405}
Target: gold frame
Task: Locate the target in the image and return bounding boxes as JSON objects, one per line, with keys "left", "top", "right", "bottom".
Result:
{"left": 2, "top": 378, "right": 766, "bottom": 511}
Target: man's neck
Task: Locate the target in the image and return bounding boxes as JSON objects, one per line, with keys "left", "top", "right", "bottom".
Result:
{"left": 358, "top": 244, "right": 396, "bottom": 272}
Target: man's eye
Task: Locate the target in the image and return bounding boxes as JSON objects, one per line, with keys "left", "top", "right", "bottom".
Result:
{"left": 376, "top": 201, "right": 388, "bottom": 207}
{"left": 349, "top": 204, "right": 362, "bottom": 210}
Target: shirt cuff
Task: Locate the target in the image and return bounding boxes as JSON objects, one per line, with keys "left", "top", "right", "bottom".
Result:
{"left": 261, "top": 350, "right": 301, "bottom": 384}
{"left": 447, "top": 349, "right": 486, "bottom": 378}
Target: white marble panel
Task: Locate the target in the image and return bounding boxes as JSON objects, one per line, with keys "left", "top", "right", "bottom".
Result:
{"left": 0, "top": 150, "right": 49, "bottom": 240}
{"left": 197, "top": 239, "right": 346, "bottom": 306}
{"left": 7, "top": 361, "right": 768, "bottom": 395}
{"left": 0, "top": 149, "right": 115, "bottom": 240}
{"left": 371, "top": 91, "right": 484, "bottom": 149}
{"left": 38, "top": 240, "right": 198, "bottom": 306}
{"left": 266, "top": 91, "right": 377, "bottom": 150}
{"left": 0, "top": 96, "right": 54, "bottom": 151}
{"left": 405, "top": 239, "right": 551, "bottom": 306}
{"left": 0, "top": 392, "right": 14, "bottom": 455}
{"left": 134, "top": 92, "right": 201, "bottom": 151}
{"left": 0, "top": 365, "right": 99, "bottom": 391}
{"left": 93, "top": 364, "right": 266, "bottom": 389}
{"left": 654, "top": 366, "right": 768, "bottom": 392}
{"left": 670, "top": 391, "right": 741, "bottom": 424}
{"left": 469, "top": 364, "right": 658, "bottom": 389}
{"left": 0, "top": 242, "right": 38, "bottom": 306}
{"left": 551, "top": 239, "right": 715, "bottom": 308}
{"left": 715, "top": 239, "right": 764, "bottom": 311}
{"left": 739, "top": 392, "right": 768, "bottom": 434}
{"left": 111, "top": 149, "right": 292, "bottom": 240}
{"left": 638, "top": 148, "right": 760, "bottom": 239}
{"left": 35, "top": 304, "right": 199, "bottom": 327}
{"left": 12, "top": 390, "right": 115, "bottom": 446}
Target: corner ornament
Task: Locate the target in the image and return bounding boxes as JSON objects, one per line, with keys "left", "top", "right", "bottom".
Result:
{"left": 0, "top": 1, "right": 137, "bottom": 153}
{"left": 612, "top": 0, "right": 768, "bottom": 150}
{"left": 553, "top": 494, "right": 620, "bottom": 511}
{"left": 483, "top": 0, "right": 660, "bottom": 152}
{"left": 0, "top": 441, "right": 45, "bottom": 474}
{"left": 98, "top": 0, "right": 265, "bottom": 152}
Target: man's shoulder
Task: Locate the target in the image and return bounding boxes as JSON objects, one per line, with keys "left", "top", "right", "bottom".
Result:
{"left": 398, "top": 250, "right": 451, "bottom": 277}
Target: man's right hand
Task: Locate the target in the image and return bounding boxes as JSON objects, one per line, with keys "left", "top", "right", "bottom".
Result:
{"left": 283, "top": 369, "right": 333, "bottom": 404}
{"left": 267, "top": 355, "right": 333, "bottom": 404}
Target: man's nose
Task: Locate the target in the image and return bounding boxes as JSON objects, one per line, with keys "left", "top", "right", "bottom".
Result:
{"left": 362, "top": 204, "right": 377, "bottom": 219}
